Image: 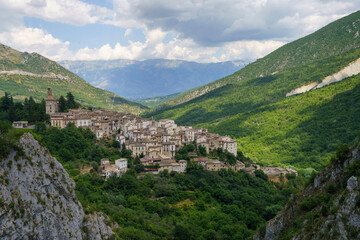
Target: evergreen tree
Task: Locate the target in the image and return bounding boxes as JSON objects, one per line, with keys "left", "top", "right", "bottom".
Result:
{"left": 0, "top": 92, "right": 11, "bottom": 112}
{"left": 66, "top": 92, "right": 77, "bottom": 109}
{"left": 8, "top": 104, "right": 15, "bottom": 122}
{"left": 59, "top": 95, "right": 67, "bottom": 112}
{"left": 27, "top": 97, "right": 36, "bottom": 123}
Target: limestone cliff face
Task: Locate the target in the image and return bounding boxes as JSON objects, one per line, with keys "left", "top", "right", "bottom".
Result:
{"left": 254, "top": 147, "right": 360, "bottom": 240}
{"left": 0, "top": 133, "right": 114, "bottom": 239}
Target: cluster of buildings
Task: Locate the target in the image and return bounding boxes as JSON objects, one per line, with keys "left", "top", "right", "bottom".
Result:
{"left": 119, "top": 117, "right": 237, "bottom": 157}
{"left": 45, "top": 88, "right": 297, "bottom": 179}
{"left": 45, "top": 87, "right": 238, "bottom": 166}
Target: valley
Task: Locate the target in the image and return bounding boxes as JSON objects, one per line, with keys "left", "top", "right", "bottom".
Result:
{"left": 1, "top": 4, "right": 360, "bottom": 240}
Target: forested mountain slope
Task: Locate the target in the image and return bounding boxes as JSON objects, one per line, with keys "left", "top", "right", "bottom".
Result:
{"left": 0, "top": 43, "right": 147, "bottom": 114}
{"left": 144, "top": 11, "right": 360, "bottom": 170}
{"left": 150, "top": 10, "right": 360, "bottom": 109}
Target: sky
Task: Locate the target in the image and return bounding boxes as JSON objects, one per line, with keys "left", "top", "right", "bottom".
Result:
{"left": 0, "top": 0, "right": 359, "bottom": 63}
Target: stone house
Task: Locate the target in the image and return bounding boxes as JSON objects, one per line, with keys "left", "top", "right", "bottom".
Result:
{"left": 115, "top": 158, "right": 128, "bottom": 175}
{"left": 162, "top": 142, "right": 176, "bottom": 158}
{"left": 12, "top": 121, "right": 29, "bottom": 128}
{"left": 127, "top": 142, "right": 146, "bottom": 157}
{"left": 148, "top": 145, "right": 162, "bottom": 158}
{"left": 205, "top": 160, "right": 222, "bottom": 171}
{"left": 178, "top": 160, "right": 187, "bottom": 173}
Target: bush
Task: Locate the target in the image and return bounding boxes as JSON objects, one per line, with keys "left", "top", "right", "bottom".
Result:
{"left": 0, "top": 136, "right": 14, "bottom": 159}
{"left": 0, "top": 120, "right": 11, "bottom": 134}
{"left": 254, "top": 169, "right": 268, "bottom": 181}
{"left": 336, "top": 144, "right": 350, "bottom": 162}
{"left": 326, "top": 182, "right": 336, "bottom": 194}
{"left": 300, "top": 197, "right": 319, "bottom": 211}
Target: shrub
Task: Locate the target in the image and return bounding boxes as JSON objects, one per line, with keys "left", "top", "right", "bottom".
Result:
{"left": 254, "top": 169, "right": 268, "bottom": 181}
{"left": 300, "top": 197, "right": 319, "bottom": 211}
{"left": 336, "top": 144, "right": 350, "bottom": 162}
{"left": 326, "top": 182, "right": 336, "bottom": 194}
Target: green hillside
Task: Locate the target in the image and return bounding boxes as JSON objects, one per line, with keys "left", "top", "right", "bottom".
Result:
{"left": 149, "top": 10, "right": 360, "bottom": 110}
{"left": 135, "top": 92, "right": 181, "bottom": 108}
{"left": 145, "top": 11, "right": 360, "bottom": 170}
{"left": 0, "top": 44, "right": 148, "bottom": 114}
{"left": 207, "top": 72, "right": 360, "bottom": 170}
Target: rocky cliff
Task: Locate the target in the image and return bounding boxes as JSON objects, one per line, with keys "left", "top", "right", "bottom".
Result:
{"left": 0, "top": 133, "right": 114, "bottom": 239}
{"left": 254, "top": 146, "right": 360, "bottom": 240}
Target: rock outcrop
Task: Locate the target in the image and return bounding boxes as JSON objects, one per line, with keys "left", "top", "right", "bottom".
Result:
{"left": 253, "top": 147, "right": 360, "bottom": 240}
{"left": 0, "top": 133, "right": 114, "bottom": 239}
{"left": 286, "top": 57, "right": 360, "bottom": 97}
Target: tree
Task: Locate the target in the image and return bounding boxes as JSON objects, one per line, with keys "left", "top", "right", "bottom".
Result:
{"left": 173, "top": 225, "right": 191, "bottom": 240}
{"left": 135, "top": 164, "right": 145, "bottom": 173}
{"left": 0, "top": 92, "right": 11, "bottom": 112}
{"left": 35, "top": 122, "right": 46, "bottom": 133}
{"left": 0, "top": 120, "right": 11, "bottom": 134}
{"left": 59, "top": 95, "right": 67, "bottom": 112}
{"left": 254, "top": 169, "right": 268, "bottom": 181}
{"left": 8, "top": 104, "right": 15, "bottom": 122}
{"left": 111, "top": 140, "right": 120, "bottom": 148}
{"left": 26, "top": 97, "right": 37, "bottom": 123}
{"left": 66, "top": 92, "right": 77, "bottom": 109}
{"left": 336, "top": 143, "right": 350, "bottom": 162}
{"left": 197, "top": 145, "right": 207, "bottom": 156}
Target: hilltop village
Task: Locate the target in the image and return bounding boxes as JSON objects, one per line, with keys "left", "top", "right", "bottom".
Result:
{"left": 39, "top": 88, "right": 297, "bottom": 179}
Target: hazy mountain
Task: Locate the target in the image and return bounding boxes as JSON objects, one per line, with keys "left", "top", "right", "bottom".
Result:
{"left": 59, "top": 59, "right": 251, "bottom": 100}
{"left": 0, "top": 43, "right": 147, "bottom": 114}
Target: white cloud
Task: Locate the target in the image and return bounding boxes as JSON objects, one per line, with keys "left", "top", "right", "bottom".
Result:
{"left": 70, "top": 29, "right": 284, "bottom": 63}
{"left": 219, "top": 40, "right": 286, "bottom": 62}
{"left": 0, "top": 0, "right": 114, "bottom": 26}
{"left": 110, "top": 0, "right": 360, "bottom": 44}
{"left": 0, "top": 0, "right": 359, "bottom": 63}
{"left": 0, "top": 27, "right": 73, "bottom": 61}
{"left": 71, "top": 28, "right": 219, "bottom": 62}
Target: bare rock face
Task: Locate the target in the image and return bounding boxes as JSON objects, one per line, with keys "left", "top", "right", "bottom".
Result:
{"left": 83, "top": 213, "right": 116, "bottom": 240}
{"left": 347, "top": 176, "right": 358, "bottom": 191}
{"left": 0, "top": 133, "right": 114, "bottom": 239}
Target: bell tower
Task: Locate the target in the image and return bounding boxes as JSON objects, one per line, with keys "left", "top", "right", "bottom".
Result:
{"left": 45, "top": 88, "right": 59, "bottom": 115}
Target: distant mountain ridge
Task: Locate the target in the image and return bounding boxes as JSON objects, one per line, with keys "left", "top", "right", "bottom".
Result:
{"left": 59, "top": 59, "right": 251, "bottom": 100}
{"left": 0, "top": 43, "right": 147, "bottom": 114}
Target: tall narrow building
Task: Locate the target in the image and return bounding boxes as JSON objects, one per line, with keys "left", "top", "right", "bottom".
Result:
{"left": 45, "top": 88, "right": 59, "bottom": 115}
